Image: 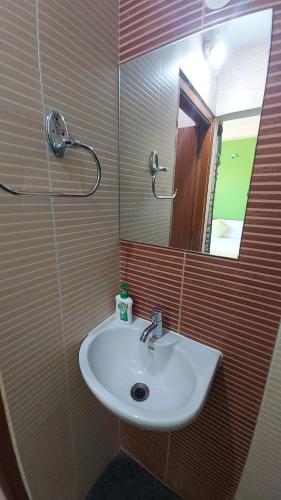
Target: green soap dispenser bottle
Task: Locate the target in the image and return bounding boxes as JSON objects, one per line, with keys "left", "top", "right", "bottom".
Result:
{"left": 115, "top": 284, "right": 133, "bottom": 324}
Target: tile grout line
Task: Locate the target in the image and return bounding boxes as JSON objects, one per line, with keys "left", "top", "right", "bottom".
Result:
{"left": 177, "top": 251, "right": 186, "bottom": 333}
{"left": 35, "top": 1, "right": 79, "bottom": 498}
{"left": 201, "top": 0, "right": 205, "bottom": 29}
{"left": 121, "top": 445, "right": 179, "bottom": 497}
{"left": 118, "top": 417, "right": 121, "bottom": 449}
{"left": 164, "top": 432, "right": 171, "bottom": 484}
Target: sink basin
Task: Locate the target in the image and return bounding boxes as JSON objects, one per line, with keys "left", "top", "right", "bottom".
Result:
{"left": 79, "top": 315, "right": 222, "bottom": 431}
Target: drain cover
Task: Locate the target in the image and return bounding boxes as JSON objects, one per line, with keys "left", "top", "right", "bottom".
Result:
{"left": 131, "top": 383, "right": 150, "bottom": 402}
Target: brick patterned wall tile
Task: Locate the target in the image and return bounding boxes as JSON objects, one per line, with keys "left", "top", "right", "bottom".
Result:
{"left": 0, "top": 1, "right": 120, "bottom": 499}
{"left": 120, "top": 422, "right": 169, "bottom": 482}
{"left": 119, "top": 1, "right": 281, "bottom": 498}
{"left": 121, "top": 241, "right": 184, "bottom": 331}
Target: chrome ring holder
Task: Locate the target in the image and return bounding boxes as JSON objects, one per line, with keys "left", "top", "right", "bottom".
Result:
{"left": 149, "top": 150, "right": 177, "bottom": 200}
{"left": 0, "top": 110, "right": 101, "bottom": 197}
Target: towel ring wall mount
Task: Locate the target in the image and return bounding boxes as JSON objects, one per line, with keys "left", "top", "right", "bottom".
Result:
{"left": 0, "top": 110, "right": 101, "bottom": 197}
{"left": 149, "top": 150, "right": 177, "bottom": 200}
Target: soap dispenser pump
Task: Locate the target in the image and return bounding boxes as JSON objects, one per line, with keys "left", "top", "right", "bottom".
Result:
{"left": 115, "top": 284, "right": 133, "bottom": 324}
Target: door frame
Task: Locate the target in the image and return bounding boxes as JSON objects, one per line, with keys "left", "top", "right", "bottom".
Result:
{"left": 170, "top": 72, "right": 215, "bottom": 250}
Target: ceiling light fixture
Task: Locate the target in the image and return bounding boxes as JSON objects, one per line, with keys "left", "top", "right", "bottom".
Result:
{"left": 207, "top": 42, "right": 227, "bottom": 70}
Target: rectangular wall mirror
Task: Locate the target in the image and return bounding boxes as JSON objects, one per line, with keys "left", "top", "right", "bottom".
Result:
{"left": 119, "top": 9, "right": 272, "bottom": 259}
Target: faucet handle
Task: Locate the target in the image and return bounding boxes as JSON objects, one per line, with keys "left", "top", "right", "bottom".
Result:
{"left": 151, "top": 309, "right": 162, "bottom": 323}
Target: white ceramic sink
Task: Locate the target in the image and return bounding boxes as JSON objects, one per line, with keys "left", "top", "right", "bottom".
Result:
{"left": 79, "top": 315, "right": 222, "bottom": 431}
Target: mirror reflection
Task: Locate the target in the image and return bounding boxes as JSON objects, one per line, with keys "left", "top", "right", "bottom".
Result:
{"left": 119, "top": 9, "right": 272, "bottom": 259}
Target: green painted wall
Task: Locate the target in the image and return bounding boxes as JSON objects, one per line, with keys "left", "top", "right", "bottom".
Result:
{"left": 213, "top": 137, "right": 257, "bottom": 221}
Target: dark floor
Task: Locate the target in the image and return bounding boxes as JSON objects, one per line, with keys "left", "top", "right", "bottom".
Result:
{"left": 85, "top": 451, "right": 179, "bottom": 500}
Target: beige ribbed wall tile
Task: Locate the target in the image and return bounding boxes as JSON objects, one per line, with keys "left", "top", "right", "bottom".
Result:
{"left": 120, "top": 29, "right": 218, "bottom": 247}
{"left": 0, "top": 1, "right": 76, "bottom": 499}
{"left": 0, "top": 196, "right": 76, "bottom": 500}
{"left": 120, "top": 51, "right": 174, "bottom": 246}
{"left": 0, "top": 0, "right": 48, "bottom": 193}
{"left": 38, "top": 0, "right": 120, "bottom": 497}
{"left": 236, "top": 322, "right": 281, "bottom": 500}
{"left": 0, "top": 0, "right": 119, "bottom": 499}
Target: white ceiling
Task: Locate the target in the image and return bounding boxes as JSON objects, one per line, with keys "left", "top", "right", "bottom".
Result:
{"left": 222, "top": 115, "right": 261, "bottom": 140}
{"left": 177, "top": 9, "right": 272, "bottom": 116}
{"left": 203, "top": 9, "right": 272, "bottom": 53}
{"left": 178, "top": 108, "right": 196, "bottom": 128}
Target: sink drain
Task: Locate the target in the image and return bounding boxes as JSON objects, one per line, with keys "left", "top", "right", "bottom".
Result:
{"left": 131, "top": 383, "right": 150, "bottom": 402}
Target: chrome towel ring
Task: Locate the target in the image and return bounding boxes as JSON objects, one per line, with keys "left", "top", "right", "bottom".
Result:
{"left": 149, "top": 150, "right": 177, "bottom": 200}
{"left": 0, "top": 111, "right": 101, "bottom": 197}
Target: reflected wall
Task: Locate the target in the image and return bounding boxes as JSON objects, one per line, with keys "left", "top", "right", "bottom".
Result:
{"left": 119, "top": 10, "right": 272, "bottom": 259}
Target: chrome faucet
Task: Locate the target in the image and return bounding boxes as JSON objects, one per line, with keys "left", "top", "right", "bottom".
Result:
{"left": 140, "top": 310, "right": 163, "bottom": 343}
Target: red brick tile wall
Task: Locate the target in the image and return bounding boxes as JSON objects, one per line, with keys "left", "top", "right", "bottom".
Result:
{"left": 120, "top": 1, "right": 281, "bottom": 498}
